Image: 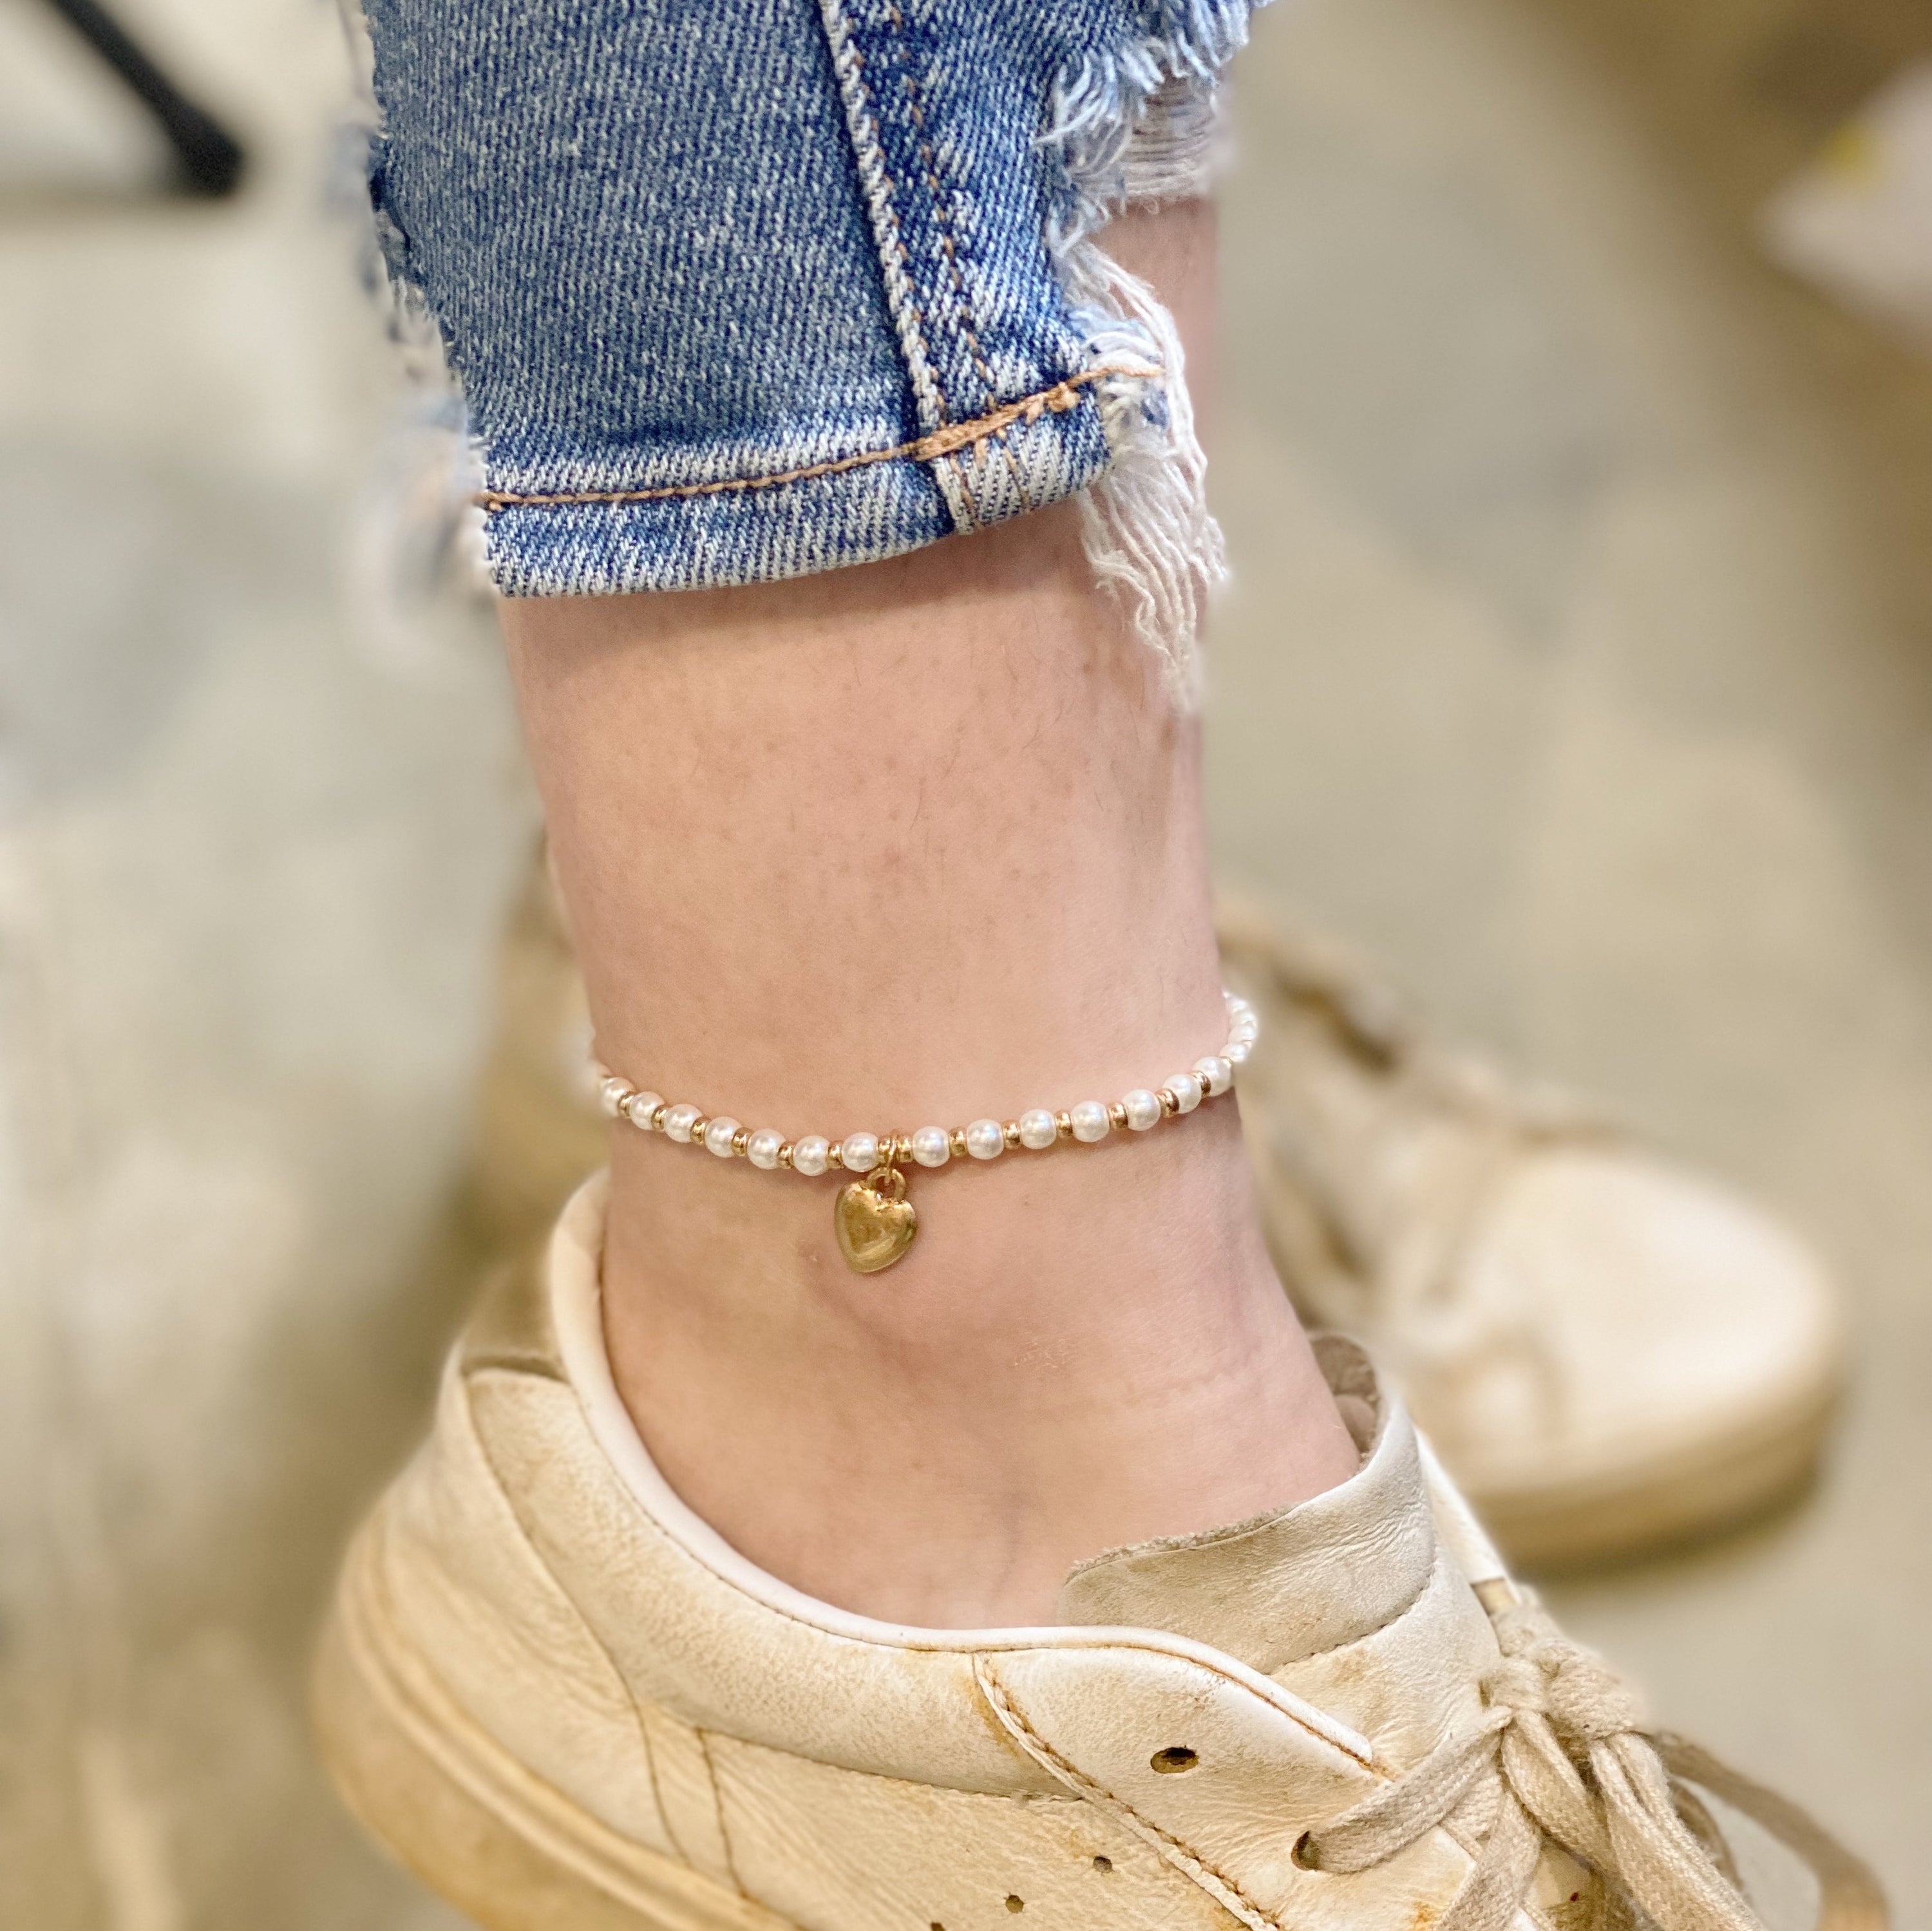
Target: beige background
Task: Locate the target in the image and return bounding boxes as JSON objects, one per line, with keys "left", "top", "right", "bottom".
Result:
{"left": 0, "top": 0, "right": 1927, "bottom": 1923}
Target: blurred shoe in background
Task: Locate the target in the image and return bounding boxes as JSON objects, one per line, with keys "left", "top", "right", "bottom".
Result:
{"left": 468, "top": 845, "right": 1846, "bottom": 1574}
{"left": 1218, "top": 901, "right": 1846, "bottom": 1572}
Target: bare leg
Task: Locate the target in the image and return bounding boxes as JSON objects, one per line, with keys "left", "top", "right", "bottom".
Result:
{"left": 499, "top": 201, "right": 1359, "bottom": 1627}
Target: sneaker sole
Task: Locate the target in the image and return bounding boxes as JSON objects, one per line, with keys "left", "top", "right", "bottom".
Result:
{"left": 1460, "top": 1371, "right": 1840, "bottom": 1572}
{"left": 311, "top": 1521, "right": 799, "bottom": 1931}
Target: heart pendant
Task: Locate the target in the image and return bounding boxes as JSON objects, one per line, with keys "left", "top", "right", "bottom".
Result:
{"left": 834, "top": 1164, "right": 918, "bottom": 1274}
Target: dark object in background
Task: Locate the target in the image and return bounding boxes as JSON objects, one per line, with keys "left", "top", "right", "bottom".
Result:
{"left": 43, "top": 0, "right": 246, "bottom": 197}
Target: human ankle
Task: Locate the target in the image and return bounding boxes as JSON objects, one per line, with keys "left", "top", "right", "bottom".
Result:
{"left": 504, "top": 509, "right": 1358, "bottom": 1623}
{"left": 598, "top": 1095, "right": 1359, "bottom": 1627}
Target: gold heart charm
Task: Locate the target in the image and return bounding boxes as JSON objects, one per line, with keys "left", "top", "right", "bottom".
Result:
{"left": 834, "top": 1163, "right": 918, "bottom": 1274}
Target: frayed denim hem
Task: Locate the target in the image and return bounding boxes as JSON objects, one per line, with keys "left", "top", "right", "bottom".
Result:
{"left": 354, "top": 0, "right": 1262, "bottom": 701}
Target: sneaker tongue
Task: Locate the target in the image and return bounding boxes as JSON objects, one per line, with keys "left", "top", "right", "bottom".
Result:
{"left": 1053, "top": 1338, "right": 1439, "bottom": 1675}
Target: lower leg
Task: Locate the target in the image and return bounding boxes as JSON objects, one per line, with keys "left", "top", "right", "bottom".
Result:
{"left": 499, "top": 201, "right": 1358, "bottom": 1628}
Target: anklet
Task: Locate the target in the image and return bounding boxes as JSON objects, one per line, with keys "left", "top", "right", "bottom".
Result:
{"left": 592, "top": 991, "right": 1259, "bottom": 1274}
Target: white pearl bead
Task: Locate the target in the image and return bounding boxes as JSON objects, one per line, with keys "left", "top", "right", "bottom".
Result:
{"left": 792, "top": 1135, "right": 829, "bottom": 1176}
{"left": 965, "top": 1118, "right": 1005, "bottom": 1160}
{"left": 1224, "top": 1039, "right": 1250, "bottom": 1065}
{"left": 1231, "top": 1008, "right": 1259, "bottom": 1040}
{"left": 1193, "top": 1055, "right": 1232, "bottom": 1097}
{"left": 662, "top": 1102, "right": 701, "bottom": 1142}
{"left": 911, "top": 1126, "right": 951, "bottom": 1168}
{"left": 1121, "top": 1088, "right": 1163, "bottom": 1131}
{"left": 598, "top": 1075, "right": 632, "bottom": 1116}
{"left": 1018, "top": 1109, "right": 1058, "bottom": 1150}
{"left": 623, "top": 1090, "right": 664, "bottom": 1128}
{"left": 704, "top": 1116, "right": 741, "bottom": 1157}
{"left": 747, "top": 1128, "right": 784, "bottom": 1169}
{"left": 1166, "top": 1073, "right": 1202, "bottom": 1114}
{"left": 841, "top": 1132, "right": 880, "bottom": 1174}
{"left": 1070, "top": 1100, "right": 1110, "bottom": 1143}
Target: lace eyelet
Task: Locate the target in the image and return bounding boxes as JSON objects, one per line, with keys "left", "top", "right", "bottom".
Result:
{"left": 1291, "top": 1831, "right": 1321, "bottom": 1872}
{"left": 1150, "top": 1746, "right": 1199, "bottom": 1774}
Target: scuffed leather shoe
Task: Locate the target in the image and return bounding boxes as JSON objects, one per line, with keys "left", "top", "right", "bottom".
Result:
{"left": 313, "top": 1179, "right": 1879, "bottom": 1931}
{"left": 1217, "top": 901, "right": 1846, "bottom": 1570}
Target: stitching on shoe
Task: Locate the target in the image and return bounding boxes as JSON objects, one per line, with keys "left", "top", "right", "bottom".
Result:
{"left": 471, "top": 370, "right": 1143, "bottom": 511}
{"left": 468, "top": 1369, "right": 1369, "bottom": 1771}
{"left": 457, "top": 1370, "right": 700, "bottom": 1863}
{"left": 342, "top": 1527, "right": 804, "bottom": 1924}
{"left": 696, "top": 1728, "right": 746, "bottom": 1896}
{"left": 974, "top": 1664, "right": 1296, "bottom": 1931}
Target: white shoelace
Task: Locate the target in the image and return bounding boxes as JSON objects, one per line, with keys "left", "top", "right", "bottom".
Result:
{"left": 1298, "top": 1601, "right": 1763, "bottom": 1931}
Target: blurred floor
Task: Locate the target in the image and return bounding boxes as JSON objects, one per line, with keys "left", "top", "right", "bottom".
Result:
{"left": 0, "top": 0, "right": 1927, "bottom": 1925}
{"left": 0, "top": 3, "right": 526, "bottom": 1927}
{"left": 1212, "top": 0, "right": 1932, "bottom": 1911}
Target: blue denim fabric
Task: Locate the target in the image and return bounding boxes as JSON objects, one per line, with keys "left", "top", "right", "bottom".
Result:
{"left": 361, "top": 0, "right": 1256, "bottom": 596}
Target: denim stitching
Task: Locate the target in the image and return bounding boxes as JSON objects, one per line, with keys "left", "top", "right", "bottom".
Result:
{"left": 819, "top": 6, "right": 946, "bottom": 421}
{"left": 850, "top": 46, "right": 981, "bottom": 527}
{"left": 881, "top": 1, "right": 1032, "bottom": 511}
{"left": 472, "top": 368, "right": 1147, "bottom": 512}
{"left": 817, "top": 0, "right": 991, "bottom": 526}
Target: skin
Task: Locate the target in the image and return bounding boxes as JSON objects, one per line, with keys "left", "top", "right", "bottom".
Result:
{"left": 498, "top": 200, "right": 1359, "bottom": 1627}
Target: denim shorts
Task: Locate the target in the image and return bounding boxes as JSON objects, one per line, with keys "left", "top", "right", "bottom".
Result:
{"left": 358, "top": 0, "right": 1258, "bottom": 685}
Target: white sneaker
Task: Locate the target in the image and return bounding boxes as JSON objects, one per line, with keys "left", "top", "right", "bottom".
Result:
{"left": 313, "top": 1178, "right": 1879, "bottom": 1931}
{"left": 1217, "top": 902, "right": 1846, "bottom": 1570}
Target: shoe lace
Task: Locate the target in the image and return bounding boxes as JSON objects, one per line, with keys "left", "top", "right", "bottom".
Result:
{"left": 1296, "top": 1600, "right": 1763, "bottom": 1931}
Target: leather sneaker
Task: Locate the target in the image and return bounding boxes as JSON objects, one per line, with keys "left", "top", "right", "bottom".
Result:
{"left": 313, "top": 1178, "right": 1879, "bottom": 1931}
{"left": 1217, "top": 901, "right": 1846, "bottom": 1570}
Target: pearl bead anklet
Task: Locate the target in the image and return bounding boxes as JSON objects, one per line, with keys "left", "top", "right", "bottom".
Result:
{"left": 590, "top": 990, "right": 1259, "bottom": 1274}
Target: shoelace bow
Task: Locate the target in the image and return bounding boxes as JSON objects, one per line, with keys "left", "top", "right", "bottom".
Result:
{"left": 1297, "top": 1601, "right": 1763, "bottom": 1931}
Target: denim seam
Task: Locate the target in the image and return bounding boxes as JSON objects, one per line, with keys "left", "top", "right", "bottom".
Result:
{"left": 472, "top": 368, "right": 1148, "bottom": 511}
{"left": 880, "top": 2, "right": 1032, "bottom": 514}
{"left": 820, "top": 1, "right": 998, "bottom": 527}
{"left": 816, "top": 12, "right": 952, "bottom": 424}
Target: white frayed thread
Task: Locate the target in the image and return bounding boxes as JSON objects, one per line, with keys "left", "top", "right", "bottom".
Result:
{"left": 341, "top": 233, "right": 495, "bottom": 677}
{"left": 1041, "top": 4, "right": 1261, "bottom": 705}
{"left": 333, "top": 0, "right": 493, "bottom": 666}
{"left": 1061, "top": 241, "right": 1222, "bottom": 706}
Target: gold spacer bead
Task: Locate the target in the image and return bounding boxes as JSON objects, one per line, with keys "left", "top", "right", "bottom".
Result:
{"left": 1158, "top": 1089, "right": 1180, "bottom": 1117}
{"left": 689, "top": 1115, "right": 710, "bottom": 1142}
{"left": 1109, "top": 1102, "right": 1128, "bottom": 1130}
{"left": 1003, "top": 1121, "right": 1022, "bottom": 1150}
{"left": 778, "top": 1142, "right": 794, "bottom": 1169}
{"left": 1055, "top": 1111, "right": 1073, "bottom": 1140}
{"left": 950, "top": 1127, "right": 969, "bottom": 1159}
{"left": 650, "top": 1103, "right": 669, "bottom": 1131}
{"left": 732, "top": 1128, "right": 750, "bottom": 1157}
{"left": 828, "top": 1143, "right": 844, "bottom": 1169}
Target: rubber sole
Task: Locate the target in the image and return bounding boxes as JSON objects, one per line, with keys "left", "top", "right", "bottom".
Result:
{"left": 1461, "top": 1374, "right": 1841, "bottom": 1573}
{"left": 312, "top": 1524, "right": 795, "bottom": 1931}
